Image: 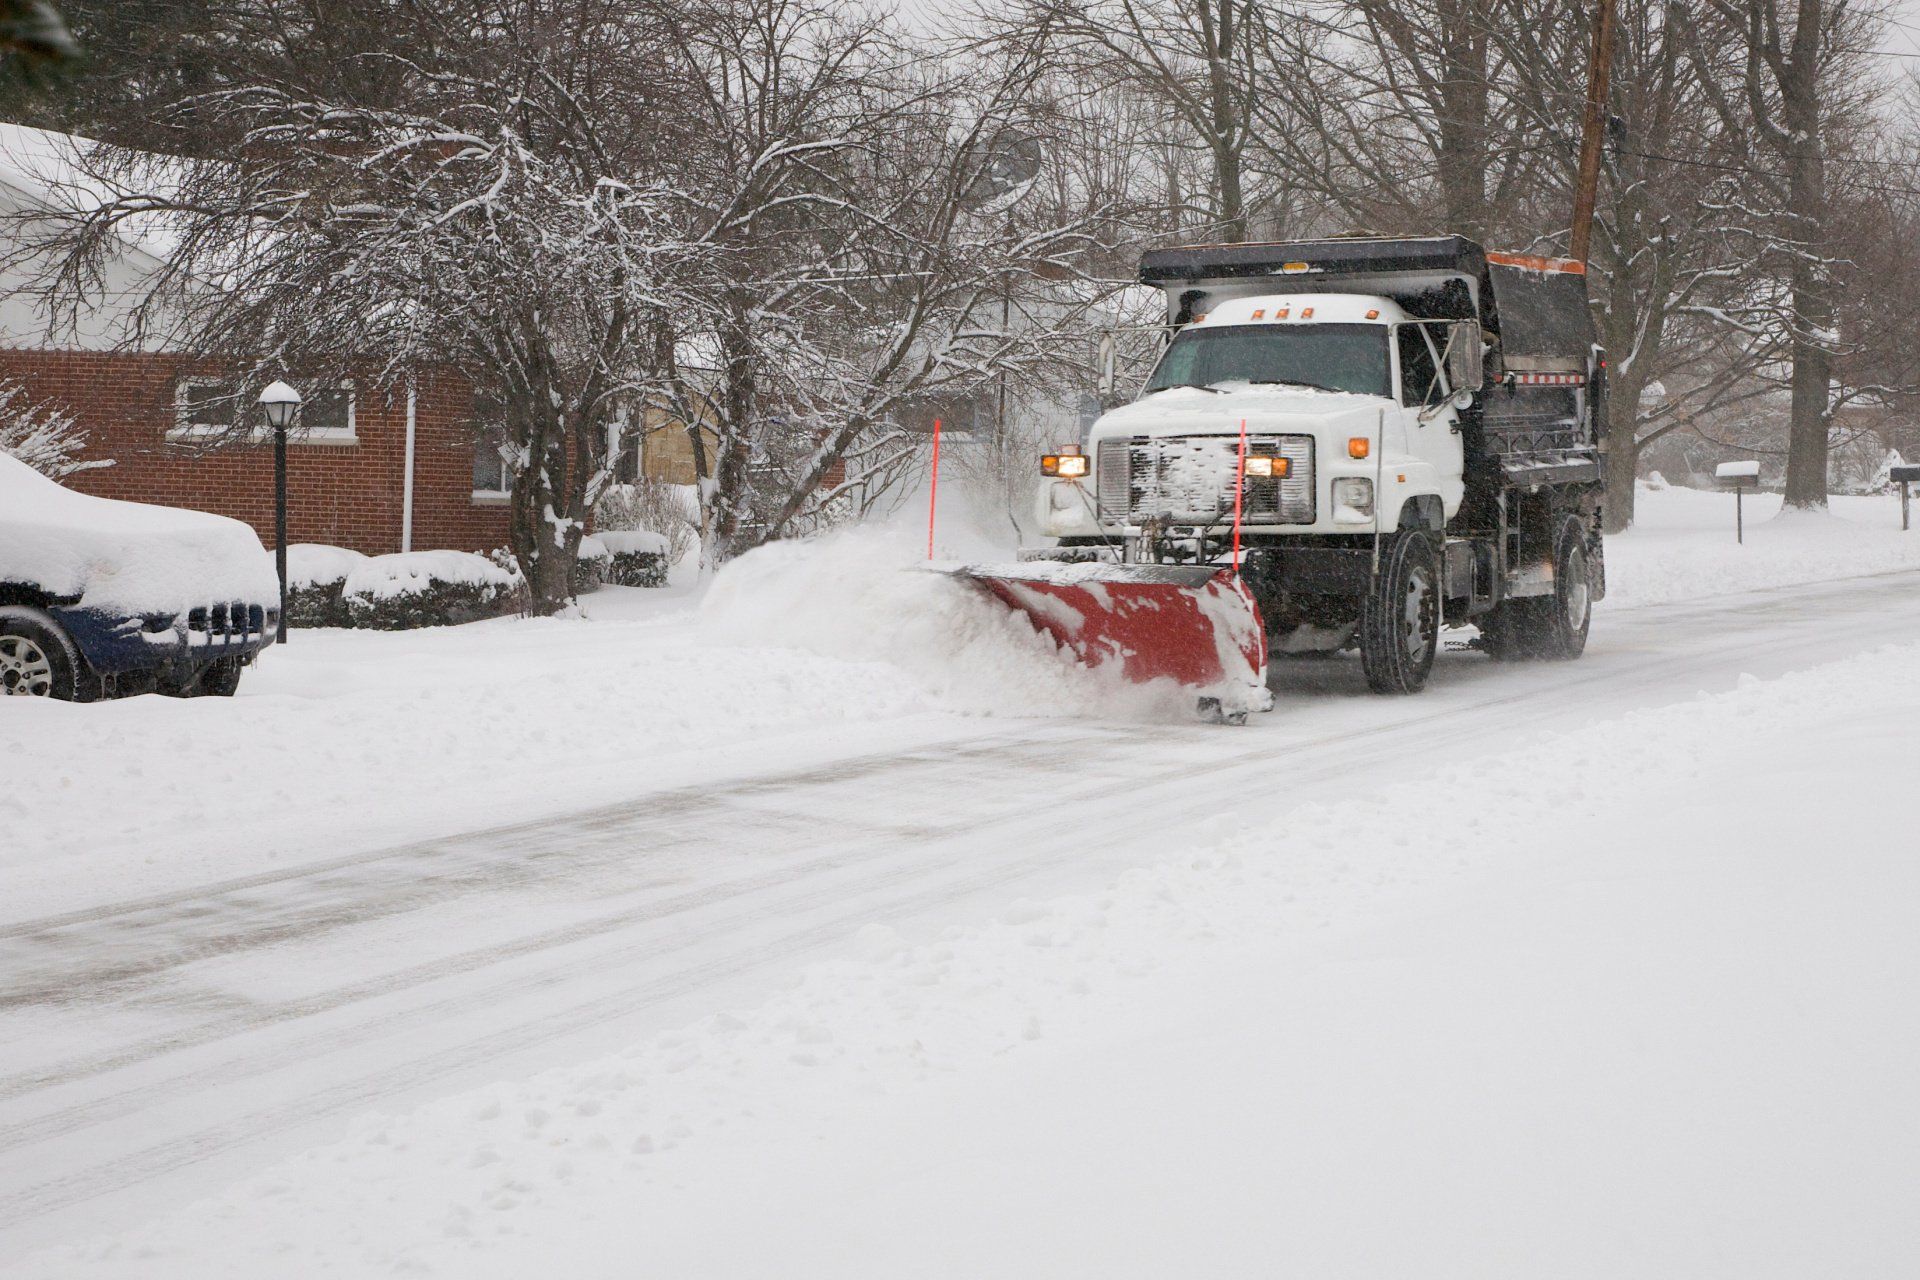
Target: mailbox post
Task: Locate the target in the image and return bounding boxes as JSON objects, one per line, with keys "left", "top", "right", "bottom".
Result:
{"left": 1892, "top": 464, "right": 1920, "bottom": 532}
{"left": 1715, "top": 460, "right": 1760, "bottom": 544}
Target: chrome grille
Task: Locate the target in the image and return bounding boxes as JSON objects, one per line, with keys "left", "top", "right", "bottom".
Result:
{"left": 1096, "top": 434, "right": 1315, "bottom": 525}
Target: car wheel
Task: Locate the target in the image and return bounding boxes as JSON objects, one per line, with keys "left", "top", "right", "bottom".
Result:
{"left": 0, "top": 608, "right": 87, "bottom": 701}
{"left": 197, "top": 658, "right": 244, "bottom": 697}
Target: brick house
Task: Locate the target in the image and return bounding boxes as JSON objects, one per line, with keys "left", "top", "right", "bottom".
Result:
{"left": 1, "top": 124, "right": 516, "bottom": 556}
{"left": 0, "top": 347, "right": 514, "bottom": 556}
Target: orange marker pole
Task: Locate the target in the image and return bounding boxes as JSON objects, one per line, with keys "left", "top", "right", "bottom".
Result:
{"left": 926, "top": 418, "right": 942, "bottom": 560}
{"left": 1231, "top": 417, "right": 1248, "bottom": 576}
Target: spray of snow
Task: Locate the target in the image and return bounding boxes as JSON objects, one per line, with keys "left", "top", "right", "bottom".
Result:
{"left": 700, "top": 528, "right": 1186, "bottom": 720}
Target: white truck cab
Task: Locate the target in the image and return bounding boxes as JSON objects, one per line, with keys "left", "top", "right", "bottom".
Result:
{"left": 1027, "top": 235, "right": 1605, "bottom": 696}
{"left": 1041, "top": 291, "right": 1479, "bottom": 541}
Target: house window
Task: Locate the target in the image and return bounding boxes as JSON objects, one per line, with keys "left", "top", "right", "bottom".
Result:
{"left": 473, "top": 425, "right": 511, "bottom": 503}
{"left": 170, "top": 378, "right": 356, "bottom": 444}
{"left": 171, "top": 380, "right": 240, "bottom": 440}
{"left": 298, "top": 383, "right": 356, "bottom": 443}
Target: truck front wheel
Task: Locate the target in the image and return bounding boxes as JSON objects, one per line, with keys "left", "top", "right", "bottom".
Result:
{"left": 1480, "top": 515, "right": 1593, "bottom": 661}
{"left": 1359, "top": 530, "right": 1439, "bottom": 694}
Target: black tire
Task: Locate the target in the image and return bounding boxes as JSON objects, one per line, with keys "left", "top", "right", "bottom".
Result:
{"left": 0, "top": 607, "right": 89, "bottom": 701}
{"left": 197, "top": 658, "right": 245, "bottom": 697}
{"left": 1479, "top": 515, "right": 1593, "bottom": 662}
{"left": 1359, "top": 530, "right": 1440, "bottom": 694}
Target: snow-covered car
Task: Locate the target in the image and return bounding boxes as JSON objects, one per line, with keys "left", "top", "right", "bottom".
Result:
{"left": 0, "top": 452, "right": 280, "bottom": 699}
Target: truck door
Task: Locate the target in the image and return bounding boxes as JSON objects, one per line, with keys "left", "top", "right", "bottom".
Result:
{"left": 1394, "top": 323, "right": 1466, "bottom": 519}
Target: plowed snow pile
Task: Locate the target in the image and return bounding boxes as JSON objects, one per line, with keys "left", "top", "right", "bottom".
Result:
{"left": 701, "top": 529, "right": 1187, "bottom": 720}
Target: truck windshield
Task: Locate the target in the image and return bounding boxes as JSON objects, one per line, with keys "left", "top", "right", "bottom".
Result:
{"left": 1143, "top": 323, "right": 1391, "bottom": 398}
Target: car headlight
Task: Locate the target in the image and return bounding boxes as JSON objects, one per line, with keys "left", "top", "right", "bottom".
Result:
{"left": 1333, "top": 477, "right": 1374, "bottom": 516}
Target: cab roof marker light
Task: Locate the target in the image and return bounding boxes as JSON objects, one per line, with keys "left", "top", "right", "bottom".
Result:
{"left": 1300, "top": 306, "right": 1314, "bottom": 318}
{"left": 1365, "top": 308, "right": 1380, "bottom": 319}
{"left": 1251, "top": 308, "right": 1265, "bottom": 320}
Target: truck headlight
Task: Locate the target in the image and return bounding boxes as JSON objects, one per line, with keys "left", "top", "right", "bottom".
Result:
{"left": 1042, "top": 452, "right": 1089, "bottom": 478}
{"left": 1333, "top": 477, "right": 1374, "bottom": 516}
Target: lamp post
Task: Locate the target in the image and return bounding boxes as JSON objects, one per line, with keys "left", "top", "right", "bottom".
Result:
{"left": 258, "top": 380, "right": 302, "bottom": 643}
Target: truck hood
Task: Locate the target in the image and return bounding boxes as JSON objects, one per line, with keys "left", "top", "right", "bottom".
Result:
{"left": 1093, "top": 384, "right": 1390, "bottom": 441}
{"left": 0, "top": 452, "right": 279, "bottom": 616}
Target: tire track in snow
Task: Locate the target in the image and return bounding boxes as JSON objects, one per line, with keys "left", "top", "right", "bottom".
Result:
{"left": 2, "top": 571, "right": 1917, "bottom": 1249}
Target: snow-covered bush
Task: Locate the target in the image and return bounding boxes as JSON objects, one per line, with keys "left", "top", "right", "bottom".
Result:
{"left": 597, "top": 529, "right": 670, "bottom": 588}
{"left": 341, "top": 551, "right": 524, "bottom": 629}
{"left": 570, "top": 534, "right": 611, "bottom": 595}
{"left": 596, "top": 480, "right": 697, "bottom": 568}
{"left": 284, "top": 544, "right": 369, "bottom": 627}
{"left": 0, "top": 379, "right": 110, "bottom": 479}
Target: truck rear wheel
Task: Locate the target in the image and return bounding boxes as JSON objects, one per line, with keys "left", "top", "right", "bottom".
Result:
{"left": 1360, "top": 530, "right": 1439, "bottom": 694}
{"left": 1480, "top": 515, "right": 1592, "bottom": 661}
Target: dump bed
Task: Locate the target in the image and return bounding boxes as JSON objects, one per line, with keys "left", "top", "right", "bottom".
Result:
{"left": 1139, "top": 235, "right": 1594, "bottom": 377}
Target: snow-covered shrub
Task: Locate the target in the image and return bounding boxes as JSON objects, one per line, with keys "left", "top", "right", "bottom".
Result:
{"left": 285, "top": 544, "right": 370, "bottom": 627}
{"left": 341, "top": 551, "right": 523, "bottom": 629}
{"left": 596, "top": 479, "right": 697, "bottom": 568}
{"left": 0, "top": 380, "right": 110, "bottom": 479}
{"left": 597, "top": 529, "right": 670, "bottom": 588}
{"left": 571, "top": 533, "right": 611, "bottom": 594}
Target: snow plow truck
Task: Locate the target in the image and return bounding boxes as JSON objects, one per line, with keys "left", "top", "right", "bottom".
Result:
{"left": 956, "top": 235, "right": 1606, "bottom": 722}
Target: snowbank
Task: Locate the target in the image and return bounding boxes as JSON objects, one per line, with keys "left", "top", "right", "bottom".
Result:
{"left": 0, "top": 452, "right": 277, "bottom": 614}
{"left": 1603, "top": 485, "right": 1920, "bottom": 609}
{"left": 701, "top": 528, "right": 1188, "bottom": 720}
{"left": 30, "top": 641, "right": 1920, "bottom": 1278}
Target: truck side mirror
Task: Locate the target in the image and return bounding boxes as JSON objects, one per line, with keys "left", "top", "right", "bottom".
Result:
{"left": 1098, "top": 331, "right": 1116, "bottom": 401}
{"left": 1445, "top": 320, "right": 1484, "bottom": 393}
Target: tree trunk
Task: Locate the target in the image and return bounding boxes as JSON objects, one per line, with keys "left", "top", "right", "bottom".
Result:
{"left": 1777, "top": 0, "right": 1832, "bottom": 510}
{"left": 1434, "top": 0, "right": 1491, "bottom": 242}
{"left": 1602, "top": 415, "right": 1639, "bottom": 532}
{"left": 1201, "top": 0, "right": 1246, "bottom": 241}
{"left": 701, "top": 298, "right": 759, "bottom": 568}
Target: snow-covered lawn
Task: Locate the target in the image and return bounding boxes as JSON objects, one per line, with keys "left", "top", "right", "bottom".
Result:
{"left": 7, "top": 485, "right": 1920, "bottom": 923}
{"left": 24, "top": 619, "right": 1920, "bottom": 1277}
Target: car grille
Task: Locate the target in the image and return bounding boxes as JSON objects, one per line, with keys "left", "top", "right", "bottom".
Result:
{"left": 1097, "top": 434, "right": 1315, "bottom": 526}
{"left": 187, "top": 602, "right": 268, "bottom": 642}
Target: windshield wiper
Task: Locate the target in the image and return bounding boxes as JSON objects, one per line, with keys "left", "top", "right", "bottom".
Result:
{"left": 1143, "top": 382, "right": 1223, "bottom": 395}
{"left": 1243, "top": 378, "right": 1344, "bottom": 394}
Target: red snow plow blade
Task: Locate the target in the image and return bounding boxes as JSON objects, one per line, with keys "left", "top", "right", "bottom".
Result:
{"left": 950, "top": 561, "right": 1270, "bottom": 718}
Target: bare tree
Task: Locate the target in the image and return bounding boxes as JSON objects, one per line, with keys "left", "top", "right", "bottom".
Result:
{"left": 1685, "top": 0, "right": 1888, "bottom": 508}
{"left": 652, "top": 0, "right": 1121, "bottom": 565}
{"left": 1008, "top": 0, "right": 1284, "bottom": 242}
{"left": 0, "top": 377, "right": 107, "bottom": 478}
{"left": 9, "top": 0, "right": 694, "bottom": 611}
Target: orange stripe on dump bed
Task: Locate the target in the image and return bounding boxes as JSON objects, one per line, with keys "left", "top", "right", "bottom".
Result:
{"left": 1486, "top": 250, "right": 1586, "bottom": 275}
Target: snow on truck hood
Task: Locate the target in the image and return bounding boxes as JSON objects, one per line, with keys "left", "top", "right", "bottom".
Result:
{"left": 0, "top": 452, "right": 277, "bottom": 615}
{"left": 1093, "top": 384, "right": 1388, "bottom": 440}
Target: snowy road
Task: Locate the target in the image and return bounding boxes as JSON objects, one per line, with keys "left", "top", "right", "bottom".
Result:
{"left": 4, "top": 568, "right": 1920, "bottom": 1265}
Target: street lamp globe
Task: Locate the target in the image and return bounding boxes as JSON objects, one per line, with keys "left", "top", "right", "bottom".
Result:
{"left": 258, "top": 380, "right": 302, "bottom": 430}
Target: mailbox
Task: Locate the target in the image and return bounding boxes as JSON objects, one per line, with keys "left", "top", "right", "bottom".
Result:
{"left": 1895, "top": 465, "right": 1920, "bottom": 532}
{"left": 1714, "top": 460, "right": 1760, "bottom": 543}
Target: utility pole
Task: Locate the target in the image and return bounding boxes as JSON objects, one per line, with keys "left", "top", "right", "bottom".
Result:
{"left": 1569, "top": 0, "right": 1617, "bottom": 264}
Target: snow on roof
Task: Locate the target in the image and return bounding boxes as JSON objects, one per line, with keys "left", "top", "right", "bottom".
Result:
{"left": 0, "top": 121, "right": 180, "bottom": 265}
